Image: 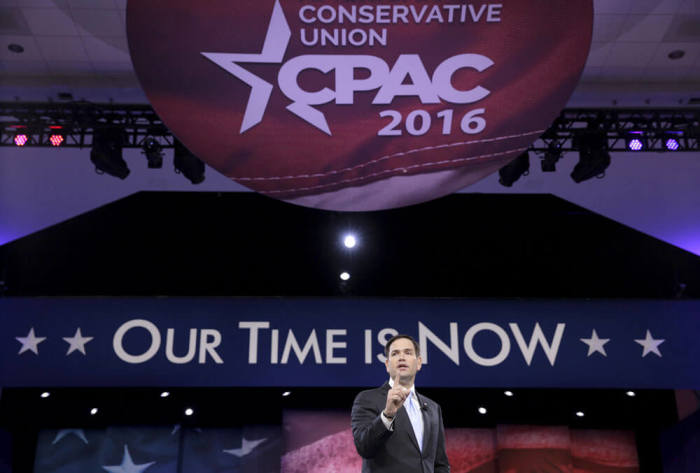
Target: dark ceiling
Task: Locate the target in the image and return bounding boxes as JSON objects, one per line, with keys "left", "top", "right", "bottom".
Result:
{"left": 1, "top": 192, "right": 698, "bottom": 298}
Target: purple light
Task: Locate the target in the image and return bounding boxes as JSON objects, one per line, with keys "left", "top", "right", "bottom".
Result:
{"left": 628, "top": 139, "right": 643, "bottom": 151}
{"left": 665, "top": 138, "right": 680, "bottom": 151}
{"left": 14, "top": 134, "right": 28, "bottom": 147}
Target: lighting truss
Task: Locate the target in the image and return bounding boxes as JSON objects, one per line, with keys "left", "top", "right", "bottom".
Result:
{"left": 1, "top": 102, "right": 699, "bottom": 152}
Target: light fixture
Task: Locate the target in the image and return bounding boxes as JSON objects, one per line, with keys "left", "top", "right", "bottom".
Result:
{"left": 14, "top": 132, "right": 29, "bottom": 147}
{"left": 340, "top": 272, "right": 351, "bottom": 281}
{"left": 504, "top": 390, "right": 514, "bottom": 397}
{"left": 668, "top": 50, "right": 685, "bottom": 60}
{"left": 571, "top": 130, "right": 610, "bottom": 183}
{"left": 8, "top": 43, "right": 24, "bottom": 53}
{"left": 477, "top": 407, "right": 487, "bottom": 415}
{"left": 498, "top": 151, "right": 529, "bottom": 187}
{"left": 184, "top": 408, "right": 194, "bottom": 416}
{"left": 626, "top": 390, "right": 636, "bottom": 397}
{"left": 174, "top": 140, "right": 205, "bottom": 184}
{"left": 343, "top": 234, "right": 357, "bottom": 249}
{"left": 282, "top": 391, "right": 291, "bottom": 397}
{"left": 142, "top": 137, "right": 163, "bottom": 168}
{"left": 575, "top": 411, "right": 585, "bottom": 417}
{"left": 91, "top": 128, "right": 129, "bottom": 179}
{"left": 49, "top": 133, "right": 64, "bottom": 147}
{"left": 90, "top": 408, "right": 99, "bottom": 415}
{"left": 40, "top": 392, "right": 50, "bottom": 398}
{"left": 540, "top": 143, "right": 562, "bottom": 172}
{"left": 663, "top": 132, "right": 682, "bottom": 151}
{"left": 625, "top": 132, "right": 645, "bottom": 151}
{"left": 160, "top": 391, "right": 170, "bottom": 398}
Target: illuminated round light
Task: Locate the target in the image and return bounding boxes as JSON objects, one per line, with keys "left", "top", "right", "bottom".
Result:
{"left": 49, "top": 134, "right": 64, "bottom": 147}
{"left": 282, "top": 391, "right": 291, "bottom": 397}
{"left": 343, "top": 234, "right": 357, "bottom": 248}
{"left": 665, "top": 138, "right": 680, "bottom": 151}
{"left": 628, "top": 139, "right": 643, "bottom": 151}
{"left": 504, "top": 390, "right": 514, "bottom": 397}
{"left": 184, "top": 408, "right": 194, "bottom": 416}
{"left": 478, "top": 407, "right": 487, "bottom": 415}
{"left": 575, "top": 411, "right": 585, "bottom": 417}
{"left": 90, "top": 408, "right": 99, "bottom": 415}
{"left": 40, "top": 392, "right": 50, "bottom": 398}
{"left": 626, "top": 390, "right": 636, "bottom": 397}
{"left": 340, "top": 272, "right": 351, "bottom": 281}
{"left": 14, "top": 134, "right": 28, "bottom": 147}
{"left": 160, "top": 391, "right": 170, "bottom": 398}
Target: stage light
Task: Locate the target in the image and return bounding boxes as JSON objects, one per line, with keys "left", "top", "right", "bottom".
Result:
{"left": 14, "top": 133, "right": 28, "bottom": 147}
{"left": 40, "top": 392, "right": 50, "bottom": 398}
{"left": 665, "top": 138, "right": 680, "bottom": 151}
{"left": 340, "top": 272, "right": 351, "bottom": 281}
{"left": 498, "top": 151, "right": 529, "bottom": 187}
{"left": 571, "top": 130, "right": 610, "bottom": 183}
{"left": 282, "top": 391, "right": 291, "bottom": 397}
{"left": 91, "top": 128, "right": 129, "bottom": 179}
{"left": 160, "top": 391, "right": 170, "bottom": 398}
{"left": 504, "top": 390, "right": 514, "bottom": 397}
{"left": 478, "top": 407, "right": 487, "bottom": 415}
{"left": 343, "top": 234, "right": 357, "bottom": 248}
{"left": 626, "top": 391, "right": 636, "bottom": 397}
{"left": 174, "top": 140, "right": 205, "bottom": 184}
{"left": 540, "top": 144, "right": 562, "bottom": 172}
{"left": 575, "top": 411, "right": 585, "bottom": 417}
{"left": 142, "top": 137, "right": 164, "bottom": 168}
{"left": 625, "top": 132, "right": 645, "bottom": 151}
{"left": 184, "top": 408, "right": 194, "bottom": 416}
{"left": 49, "top": 134, "right": 64, "bottom": 147}
{"left": 90, "top": 408, "right": 99, "bottom": 415}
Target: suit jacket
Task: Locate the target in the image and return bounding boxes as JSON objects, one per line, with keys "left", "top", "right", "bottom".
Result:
{"left": 351, "top": 382, "right": 450, "bottom": 473}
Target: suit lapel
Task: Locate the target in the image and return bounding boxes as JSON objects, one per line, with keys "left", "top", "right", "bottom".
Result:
{"left": 396, "top": 405, "right": 421, "bottom": 452}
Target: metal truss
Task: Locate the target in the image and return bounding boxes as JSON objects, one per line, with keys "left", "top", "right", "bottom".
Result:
{"left": 1, "top": 101, "right": 699, "bottom": 152}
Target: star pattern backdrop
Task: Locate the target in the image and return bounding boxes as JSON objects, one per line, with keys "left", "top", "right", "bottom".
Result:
{"left": 34, "top": 425, "right": 281, "bottom": 473}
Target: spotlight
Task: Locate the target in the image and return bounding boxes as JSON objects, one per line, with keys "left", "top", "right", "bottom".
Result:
{"left": 40, "top": 392, "right": 50, "bottom": 398}
{"left": 504, "top": 390, "right": 514, "bottom": 397}
{"left": 90, "top": 408, "right": 99, "bottom": 415}
{"left": 478, "top": 407, "right": 487, "bottom": 415}
{"left": 91, "top": 128, "right": 129, "bottom": 179}
{"left": 575, "top": 411, "right": 585, "bottom": 417}
{"left": 343, "top": 234, "right": 357, "bottom": 249}
{"left": 49, "top": 134, "right": 65, "bottom": 147}
{"left": 625, "top": 132, "right": 645, "bottom": 151}
{"left": 184, "top": 408, "right": 194, "bottom": 416}
{"left": 626, "top": 390, "right": 636, "bottom": 397}
{"left": 282, "top": 391, "right": 291, "bottom": 397}
{"left": 340, "top": 272, "right": 351, "bottom": 281}
{"left": 14, "top": 133, "right": 29, "bottom": 147}
{"left": 663, "top": 132, "right": 682, "bottom": 151}
{"left": 571, "top": 130, "right": 610, "bottom": 183}
{"left": 174, "top": 140, "right": 205, "bottom": 184}
{"left": 498, "top": 151, "right": 529, "bottom": 187}
{"left": 142, "top": 137, "right": 163, "bottom": 168}
{"left": 540, "top": 143, "right": 562, "bottom": 172}
{"left": 160, "top": 391, "right": 170, "bottom": 398}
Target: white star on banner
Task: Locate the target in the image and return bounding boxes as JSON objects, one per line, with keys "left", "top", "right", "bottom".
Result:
{"left": 16, "top": 328, "right": 46, "bottom": 355}
{"left": 580, "top": 329, "right": 610, "bottom": 357}
{"left": 635, "top": 330, "right": 665, "bottom": 357}
{"left": 223, "top": 437, "right": 267, "bottom": 458}
{"left": 52, "top": 429, "right": 88, "bottom": 445}
{"left": 62, "top": 328, "right": 94, "bottom": 355}
{"left": 102, "top": 445, "right": 155, "bottom": 473}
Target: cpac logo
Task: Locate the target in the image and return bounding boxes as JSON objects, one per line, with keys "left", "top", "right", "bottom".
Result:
{"left": 201, "top": 1, "right": 493, "bottom": 135}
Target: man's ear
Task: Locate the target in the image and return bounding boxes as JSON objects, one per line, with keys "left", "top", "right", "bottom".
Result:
{"left": 416, "top": 356, "right": 422, "bottom": 371}
{"left": 385, "top": 357, "right": 390, "bottom": 373}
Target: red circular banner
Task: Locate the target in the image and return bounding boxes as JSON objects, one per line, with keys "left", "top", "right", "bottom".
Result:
{"left": 128, "top": 1, "right": 592, "bottom": 210}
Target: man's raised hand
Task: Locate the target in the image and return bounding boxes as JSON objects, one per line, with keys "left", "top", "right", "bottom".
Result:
{"left": 384, "top": 374, "right": 409, "bottom": 418}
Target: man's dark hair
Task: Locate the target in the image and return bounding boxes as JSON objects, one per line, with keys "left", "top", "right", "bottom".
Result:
{"left": 384, "top": 334, "right": 420, "bottom": 357}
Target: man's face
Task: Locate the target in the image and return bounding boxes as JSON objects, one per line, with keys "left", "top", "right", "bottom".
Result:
{"left": 385, "top": 337, "right": 422, "bottom": 384}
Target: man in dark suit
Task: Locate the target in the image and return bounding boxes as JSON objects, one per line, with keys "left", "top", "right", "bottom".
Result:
{"left": 351, "top": 334, "right": 450, "bottom": 473}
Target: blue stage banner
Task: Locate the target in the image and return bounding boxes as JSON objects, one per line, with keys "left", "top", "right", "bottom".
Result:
{"left": 1, "top": 298, "right": 698, "bottom": 388}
